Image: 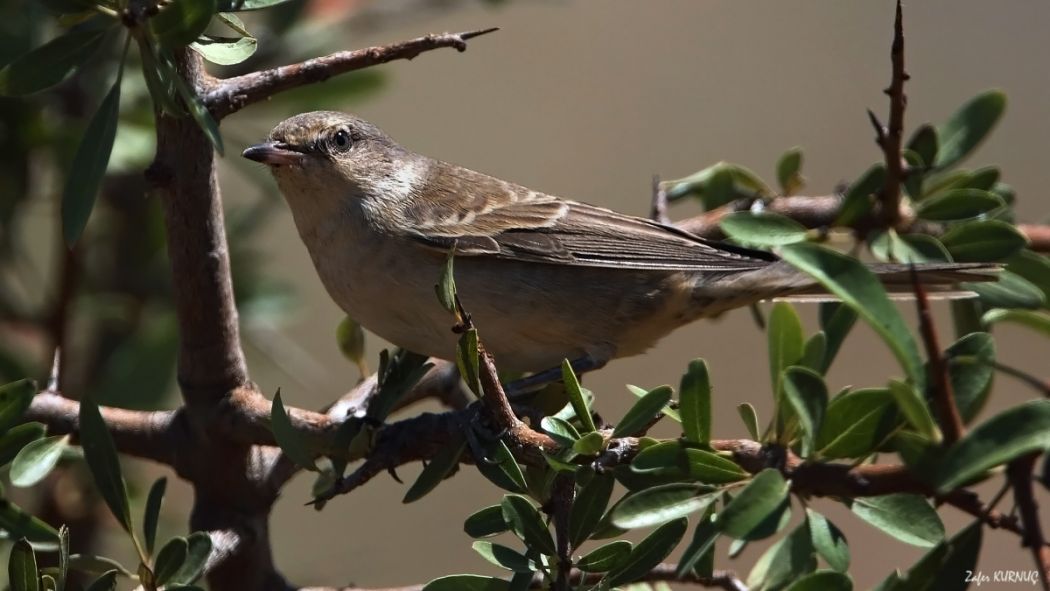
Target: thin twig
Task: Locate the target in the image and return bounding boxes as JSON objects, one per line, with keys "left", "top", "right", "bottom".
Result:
{"left": 205, "top": 28, "right": 499, "bottom": 119}
{"left": 1007, "top": 452, "right": 1050, "bottom": 591}
{"left": 910, "top": 265, "right": 964, "bottom": 445}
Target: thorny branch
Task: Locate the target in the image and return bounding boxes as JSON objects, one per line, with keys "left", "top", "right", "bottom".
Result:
{"left": 875, "top": 0, "right": 908, "bottom": 227}
{"left": 910, "top": 267, "right": 965, "bottom": 445}
{"left": 204, "top": 28, "right": 498, "bottom": 119}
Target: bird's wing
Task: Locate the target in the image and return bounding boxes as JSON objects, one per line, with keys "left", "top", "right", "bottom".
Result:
{"left": 400, "top": 162, "right": 776, "bottom": 271}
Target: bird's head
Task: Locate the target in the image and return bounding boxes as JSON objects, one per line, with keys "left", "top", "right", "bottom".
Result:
{"left": 243, "top": 111, "right": 425, "bottom": 223}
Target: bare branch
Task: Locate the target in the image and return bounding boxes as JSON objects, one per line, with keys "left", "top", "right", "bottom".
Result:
{"left": 910, "top": 266, "right": 964, "bottom": 445}
{"left": 205, "top": 28, "right": 499, "bottom": 119}
{"left": 148, "top": 49, "right": 249, "bottom": 400}
{"left": 25, "top": 392, "right": 179, "bottom": 466}
{"left": 877, "top": 0, "right": 908, "bottom": 226}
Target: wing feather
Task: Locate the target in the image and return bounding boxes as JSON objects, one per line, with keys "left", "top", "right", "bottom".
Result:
{"left": 401, "top": 161, "right": 776, "bottom": 271}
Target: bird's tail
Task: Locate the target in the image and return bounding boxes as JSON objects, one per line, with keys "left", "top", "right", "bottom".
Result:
{"left": 693, "top": 261, "right": 1001, "bottom": 312}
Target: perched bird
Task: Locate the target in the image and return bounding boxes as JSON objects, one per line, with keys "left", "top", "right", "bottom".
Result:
{"left": 243, "top": 111, "right": 996, "bottom": 377}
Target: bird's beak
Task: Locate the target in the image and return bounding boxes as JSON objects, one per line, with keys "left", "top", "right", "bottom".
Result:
{"left": 242, "top": 142, "right": 305, "bottom": 166}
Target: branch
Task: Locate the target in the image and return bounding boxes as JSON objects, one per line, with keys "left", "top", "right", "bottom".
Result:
{"left": 25, "top": 392, "right": 179, "bottom": 466}
{"left": 205, "top": 28, "right": 499, "bottom": 119}
{"left": 673, "top": 194, "right": 1050, "bottom": 252}
{"left": 911, "top": 267, "right": 964, "bottom": 445}
{"left": 874, "top": 0, "right": 908, "bottom": 227}
{"left": 1007, "top": 452, "right": 1050, "bottom": 591}
{"left": 148, "top": 49, "right": 249, "bottom": 401}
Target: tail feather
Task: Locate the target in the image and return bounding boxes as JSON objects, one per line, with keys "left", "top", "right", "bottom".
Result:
{"left": 695, "top": 261, "right": 1002, "bottom": 311}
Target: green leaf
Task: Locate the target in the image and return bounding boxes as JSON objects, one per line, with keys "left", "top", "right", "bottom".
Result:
{"left": 270, "top": 390, "right": 317, "bottom": 471}
{"left": 768, "top": 302, "right": 805, "bottom": 396}
{"left": 718, "top": 469, "right": 790, "bottom": 540}
{"left": 605, "top": 518, "right": 688, "bottom": 586}
{"left": 936, "top": 399, "right": 1050, "bottom": 492}
{"left": 191, "top": 34, "right": 257, "bottom": 66}
{"left": 67, "top": 555, "right": 133, "bottom": 578}
{"left": 877, "top": 519, "right": 981, "bottom": 591}
{"left": 807, "top": 509, "right": 849, "bottom": 572}
{"left": 0, "top": 423, "right": 46, "bottom": 468}
{"left": 143, "top": 477, "right": 167, "bottom": 555}
{"left": 562, "top": 360, "right": 595, "bottom": 432}
{"left": 941, "top": 220, "right": 1027, "bottom": 262}
{"left": 79, "top": 397, "right": 132, "bottom": 533}
{"left": 154, "top": 537, "right": 188, "bottom": 584}
{"left": 572, "top": 431, "right": 605, "bottom": 456}
{"left": 983, "top": 308, "right": 1050, "bottom": 338}
{"left": 746, "top": 522, "right": 817, "bottom": 590}
{"left": 62, "top": 75, "right": 122, "bottom": 245}
{"left": 335, "top": 316, "right": 366, "bottom": 372}
{"left": 720, "top": 211, "right": 808, "bottom": 247}
{"left": 464, "top": 505, "right": 509, "bottom": 539}
{"left": 777, "top": 147, "right": 804, "bottom": 194}
{"left": 84, "top": 571, "right": 117, "bottom": 591}
{"left": 819, "top": 303, "right": 858, "bottom": 373}
{"left": 539, "top": 416, "right": 579, "bottom": 446}
{"left": 1005, "top": 249, "right": 1050, "bottom": 303}
{"left": 472, "top": 541, "right": 532, "bottom": 573}
{"left": 631, "top": 442, "right": 747, "bottom": 484}
{"left": 816, "top": 388, "right": 898, "bottom": 458}
{"left": 569, "top": 473, "right": 614, "bottom": 547}
{"left": 169, "top": 531, "right": 211, "bottom": 585}
{"left": 0, "top": 499, "right": 60, "bottom": 544}
{"left": 888, "top": 380, "right": 939, "bottom": 441}
{"left": 611, "top": 483, "right": 720, "bottom": 529}
{"left": 612, "top": 385, "right": 672, "bottom": 438}
{"left": 476, "top": 440, "right": 527, "bottom": 494}
{"left": 906, "top": 124, "right": 939, "bottom": 170}
{"left": 422, "top": 575, "right": 510, "bottom": 591}
{"left": 435, "top": 249, "right": 457, "bottom": 315}
{"left": 943, "top": 332, "right": 995, "bottom": 423}
{"left": 0, "top": 24, "right": 109, "bottom": 96}
{"left": 836, "top": 164, "right": 885, "bottom": 226}
{"left": 800, "top": 332, "right": 827, "bottom": 373}
{"left": 916, "top": 189, "right": 1004, "bottom": 221}
{"left": 151, "top": 0, "right": 218, "bottom": 49}
{"left": 969, "top": 270, "right": 1045, "bottom": 310}
{"left": 9, "top": 538, "right": 39, "bottom": 591}
{"left": 501, "top": 495, "right": 555, "bottom": 556}
{"left": 785, "top": 571, "right": 853, "bottom": 591}
{"left": 577, "top": 540, "right": 632, "bottom": 573}
{"left": 403, "top": 434, "right": 466, "bottom": 503}
{"left": 679, "top": 360, "right": 711, "bottom": 444}
{"left": 782, "top": 366, "right": 828, "bottom": 454}
{"left": 676, "top": 512, "right": 718, "bottom": 577}
{"left": 935, "top": 90, "right": 1006, "bottom": 168}
{"left": 456, "top": 329, "right": 481, "bottom": 397}
{"left": 138, "top": 39, "right": 184, "bottom": 116}
{"left": 626, "top": 384, "right": 680, "bottom": 422}
{"left": 737, "top": 403, "right": 760, "bottom": 440}
{"left": 169, "top": 67, "right": 224, "bottom": 154}
{"left": 10, "top": 435, "right": 69, "bottom": 487}
{"left": 664, "top": 162, "right": 771, "bottom": 207}
{"left": 0, "top": 380, "right": 38, "bottom": 435}
{"left": 780, "top": 243, "right": 925, "bottom": 390}
{"left": 851, "top": 494, "right": 944, "bottom": 547}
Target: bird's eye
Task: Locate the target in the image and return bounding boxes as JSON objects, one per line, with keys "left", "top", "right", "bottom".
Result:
{"left": 330, "top": 128, "right": 352, "bottom": 153}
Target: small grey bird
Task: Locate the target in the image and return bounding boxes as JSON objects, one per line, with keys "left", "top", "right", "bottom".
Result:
{"left": 243, "top": 111, "right": 995, "bottom": 376}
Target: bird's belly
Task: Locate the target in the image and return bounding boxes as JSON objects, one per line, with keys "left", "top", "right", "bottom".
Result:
{"left": 307, "top": 231, "right": 686, "bottom": 372}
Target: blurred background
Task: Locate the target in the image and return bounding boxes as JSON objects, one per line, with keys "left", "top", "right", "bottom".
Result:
{"left": 2, "top": 0, "right": 1049, "bottom": 588}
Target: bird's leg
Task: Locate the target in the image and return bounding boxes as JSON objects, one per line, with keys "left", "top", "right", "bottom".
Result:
{"left": 504, "top": 355, "right": 607, "bottom": 397}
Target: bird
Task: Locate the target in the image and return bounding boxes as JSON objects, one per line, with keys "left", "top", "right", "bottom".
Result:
{"left": 243, "top": 111, "right": 997, "bottom": 379}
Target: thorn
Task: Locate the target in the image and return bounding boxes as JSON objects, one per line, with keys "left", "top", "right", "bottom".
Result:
{"left": 460, "top": 27, "right": 500, "bottom": 41}
{"left": 866, "top": 109, "right": 887, "bottom": 145}
{"left": 47, "top": 348, "right": 61, "bottom": 392}
{"left": 387, "top": 466, "right": 403, "bottom": 484}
